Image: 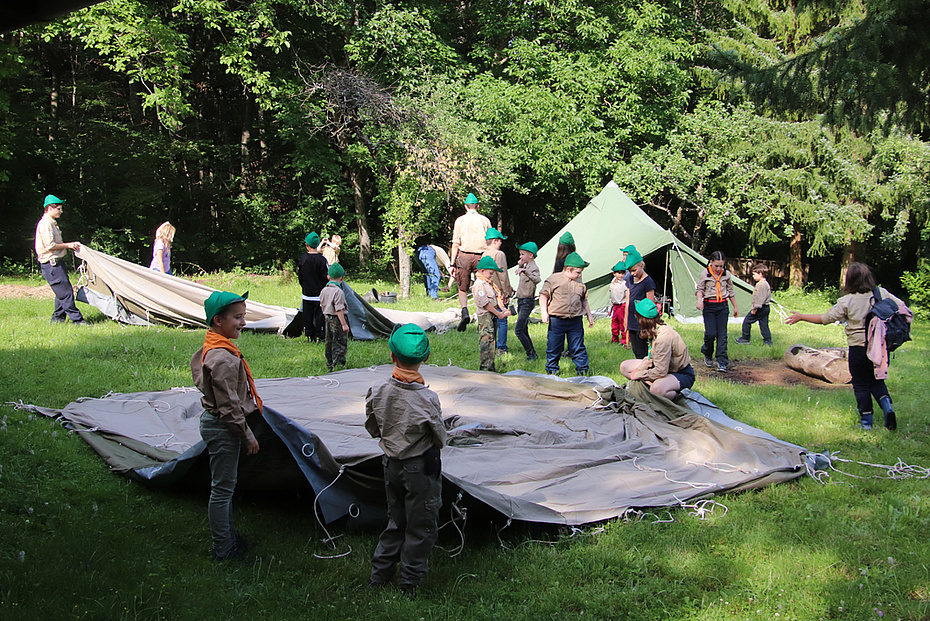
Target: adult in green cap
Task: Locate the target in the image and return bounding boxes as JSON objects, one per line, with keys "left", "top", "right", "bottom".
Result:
{"left": 620, "top": 296, "right": 694, "bottom": 400}
{"left": 553, "top": 231, "right": 576, "bottom": 274}
{"left": 388, "top": 322, "right": 432, "bottom": 364}
{"left": 451, "top": 192, "right": 491, "bottom": 330}
{"left": 624, "top": 247, "right": 656, "bottom": 360}
{"left": 298, "top": 231, "right": 329, "bottom": 341}
{"left": 514, "top": 241, "right": 541, "bottom": 360}
{"left": 35, "top": 193, "right": 87, "bottom": 325}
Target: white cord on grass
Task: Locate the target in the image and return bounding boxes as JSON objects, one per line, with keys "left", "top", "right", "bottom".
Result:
{"left": 311, "top": 465, "right": 353, "bottom": 560}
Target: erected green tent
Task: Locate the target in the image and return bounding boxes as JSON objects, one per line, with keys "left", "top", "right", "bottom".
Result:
{"left": 512, "top": 182, "right": 755, "bottom": 322}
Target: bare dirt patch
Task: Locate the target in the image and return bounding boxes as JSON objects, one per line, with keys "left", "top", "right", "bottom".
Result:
{"left": 0, "top": 284, "right": 53, "bottom": 299}
{"left": 695, "top": 357, "right": 847, "bottom": 390}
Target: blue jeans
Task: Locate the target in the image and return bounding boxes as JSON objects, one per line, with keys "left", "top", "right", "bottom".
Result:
{"left": 40, "top": 261, "right": 84, "bottom": 322}
{"left": 701, "top": 301, "right": 730, "bottom": 366}
{"left": 546, "top": 316, "right": 588, "bottom": 374}
{"left": 496, "top": 316, "right": 508, "bottom": 351}
{"left": 741, "top": 304, "right": 772, "bottom": 343}
{"left": 200, "top": 412, "right": 243, "bottom": 558}
{"left": 416, "top": 246, "right": 441, "bottom": 299}
{"left": 514, "top": 298, "right": 537, "bottom": 358}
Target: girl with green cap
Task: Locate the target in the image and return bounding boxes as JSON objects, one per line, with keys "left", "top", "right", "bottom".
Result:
{"left": 620, "top": 298, "right": 695, "bottom": 400}
{"left": 552, "top": 231, "right": 576, "bottom": 274}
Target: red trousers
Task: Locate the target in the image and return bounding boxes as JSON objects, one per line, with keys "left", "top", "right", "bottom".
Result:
{"left": 610, "top": 303, "right": 627, "bottom": 344}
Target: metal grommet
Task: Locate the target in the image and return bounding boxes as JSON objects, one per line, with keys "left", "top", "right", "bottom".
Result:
{"left": 301, "top": 443, "right": 315, "bottom": 458}
{"left": 348, "top": 503, "right": 360, "bottom": 518}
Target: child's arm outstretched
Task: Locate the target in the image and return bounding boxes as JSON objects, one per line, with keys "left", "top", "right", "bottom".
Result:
{"left": 785, "top": 312, "right": 824, "bottom": 325}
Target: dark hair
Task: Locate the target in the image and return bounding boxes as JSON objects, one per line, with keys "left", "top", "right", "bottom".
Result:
{"left": 553, "top": 242, "right": 576, "bottom": 273}
{"left": 844, "top": 262, "right": 876, "bottom": 294}
{"left": 636, "top": 313, "right": 666, "bottom": 341}
{"left": 752, "top": 263, "right": 769, "bottom": 276}
{"left": 709, "top": 250, "right": 726, "bottom": 263}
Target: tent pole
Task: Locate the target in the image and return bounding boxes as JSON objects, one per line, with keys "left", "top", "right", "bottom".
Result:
{"left": 663, "top": 247, "right": 670, "bottom": 315}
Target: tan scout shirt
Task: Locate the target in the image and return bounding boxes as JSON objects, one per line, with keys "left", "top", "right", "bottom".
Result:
{"left": 482, "top": 249, "right": 514, "bottom": 300}
{"left": 191, "top": 347, "right": 259, "bottom": 444}
{"left": 452, "top": 210, "right": 491, "bottom": 254}
{"left": 319, "top": 282, "right": 347, "bottom": 315}
{"left": 471, "top": 277, "right": 500, "bottom": 316}
{"left": 636, "top": 324, "right": 692, "bottom": 382}
{"left": 539, "top": 272, "right": 587, "bottom": 318}
{"left": 696, "top": 268, "right": 735, "bottom": 302}
{"left": 750, "top": 279, "right": 772, "bottom": 312}
{"left": 822, "top": 287, "right": 904, "bottom": 347}
{"left": 515, "top": 260, "right": 540, "bottom": 299}
{"left": 609, "top": 278, "right": 628, "bottom": 306}
{"left": 35, "top": 214, "right": 66, "bottom": 264}
{"left": 365, "top": 377, "right": 447, "bottom": 460}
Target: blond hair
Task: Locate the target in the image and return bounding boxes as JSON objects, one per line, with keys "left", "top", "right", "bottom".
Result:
{"left": 155, "top": 221, "right": 176, "bottom": 245}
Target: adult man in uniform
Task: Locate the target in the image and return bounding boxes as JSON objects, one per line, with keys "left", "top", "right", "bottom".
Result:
{"left": 450, "top": 193, "right": 490, "bottom": 331}
{"left": 34, "top": 194, "right": 87, "bottom": 325}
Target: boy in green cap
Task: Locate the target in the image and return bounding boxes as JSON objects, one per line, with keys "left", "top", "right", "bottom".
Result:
{"left": 192, "top": 291, "right": 262, "bottom": 561}
{"left": 609, "top": 261, "right": 629, "bottom": 347}
{"left": 514, "top": 241, "right": 541, "bottom": 360}
{"left": 297, "top": 232, "right": 328, "bottom": 342}
{"left": 539, "top": 252, "right": 595, "bottom": 375}
{"left": 482, "top": 227, "right": 514, "bottom": 354}
{"left": 319, "top": 263, "right": 350, "bottom": 371}
{"left": 471, "top": 255, "right": 512, "bottom": 371}
{"left": 366, "top": 323, "right": 447, "bottom": 597}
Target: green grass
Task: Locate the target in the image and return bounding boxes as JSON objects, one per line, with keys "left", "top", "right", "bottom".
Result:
{"left": 1, "top": 275, "right": 929, "bottom": 620}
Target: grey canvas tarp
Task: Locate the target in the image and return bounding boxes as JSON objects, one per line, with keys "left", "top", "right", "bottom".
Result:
{"left": 40, "top": 366, "right": 809, "bottom": 526}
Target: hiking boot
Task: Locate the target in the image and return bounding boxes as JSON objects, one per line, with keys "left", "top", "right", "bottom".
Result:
{"left": 734, "top": 337, "right": 750, "bottom": 345}
{"left": 717, "top": 363, "right": 728, "bottom": 373}
{"left": 457, "top": 308, "right": 469, "bottom": 332}
{"left": 704, "top": 357, "right": 714, "bottom": 368}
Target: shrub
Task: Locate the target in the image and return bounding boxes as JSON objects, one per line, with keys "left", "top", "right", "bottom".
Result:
{"left": 901, "top": 262, "right": 930, "bottom": 319}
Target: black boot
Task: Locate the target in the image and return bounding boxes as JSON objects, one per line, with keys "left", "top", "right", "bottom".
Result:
{"left": 879, "top": 396, "right": 896, "bottom": 431}
{"left": 457, "top": 307, "right": 469, "bottom": 332}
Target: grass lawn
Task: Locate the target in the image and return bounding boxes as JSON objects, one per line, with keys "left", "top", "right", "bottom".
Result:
{"left": 1, "top": 272, "right": 928, "bottom": 620}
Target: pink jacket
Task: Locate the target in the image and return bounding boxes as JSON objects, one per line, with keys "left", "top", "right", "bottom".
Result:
{"left": 866, "top": 300, "right": 913, "bottom": 379}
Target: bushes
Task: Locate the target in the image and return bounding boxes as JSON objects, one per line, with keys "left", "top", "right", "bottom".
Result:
{"left": 901, "top": 263, "right": 930, "bottom": 319}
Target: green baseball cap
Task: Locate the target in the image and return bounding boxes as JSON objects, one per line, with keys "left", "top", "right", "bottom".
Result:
{"left": 612, "top": 260, "right": 627, "bottom": 272}
{"left": 623, "top": 249, "right": 643, "bottom": 269}
{"left": 563, "top": 252, "right": 589, "bottom": 268}
{"left": 634, "top": 298, "right": 659, "bottom": 319}
{"left": 465, "top": 193, "right": 479, "bottom": 205}
{"left": 389, "top": 323, "right": 431, "bottom": 364}
{"left": 205, "top": 291, "right": 248, "bottom": 326}
{"left": 517, "top": 241, "right": 538, "bottom": 257}
{"left": 328, "top": 263, "right": 345, "bottom": 278}
{"left": 485, "top": 227, "right": 507, "bottom": 241}
{"left": 476, "top": 255, "right": 503, "bottom": 271}
{"left": 305, "top": 232, "right": 321, "bottom": 248}
{"left": 44, "top": 194, "right": 66, "bottom": 208}
{"left": 559, "top": 231, "right": 575, "bottom": 246}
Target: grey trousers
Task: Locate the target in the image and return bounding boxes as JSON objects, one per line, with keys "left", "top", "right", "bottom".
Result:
{"left": 199, "top": 412, "right": 242, "bottom": 557}
{"left": 370, "top": 454, "right": 442, "bottom": 588}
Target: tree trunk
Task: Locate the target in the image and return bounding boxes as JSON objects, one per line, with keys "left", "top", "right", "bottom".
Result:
{"left": 239, "top": 93, "right": 254, "bottom": 194}
{"left": 346, "top": 163, "right": 371, "bottom": 267}
{"left": 839, "top": 239, "right": 856, "bottom": 289}
{"left": 789, "top": 226, "right": 804, "bottom": 288}
{"left": 398, "top": 223, "right": 411, "bottom": 298}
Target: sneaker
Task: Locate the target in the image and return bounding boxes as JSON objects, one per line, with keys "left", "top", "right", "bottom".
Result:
{"left": 717, "top": 363, "right": 728, "bottom": 373}
{"left": 457, "top": 308, "right": 469, "bottom": 332}
{"left": 704, "top": 357, "right": 714, "bottom": 368}
{"left": 734, "top": 337, "right": 750, "bottom": 345}
{"left": 763, "top": 340, "right": 773, "bottom": 347}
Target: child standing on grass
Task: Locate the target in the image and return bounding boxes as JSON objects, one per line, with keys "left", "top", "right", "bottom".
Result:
{"left": 514, "top": 242, "right": 541, "bottom": 361}
{"left": 539, "top": 252, "right": 595, "bottom": 376}
{"left": 366, "top": 323, "right": 447, "bottom": 597}
{"left": 472, "top": 255, "right": 512, "bottom": 372}
{"left": 191, "top": 291, "right": 261, "bottom": 562}
{"left": 785, "top": 262, "right": 909, "bottom": 431}
{"left": 620, "top": 298, "right": 695, "bottom": 400}
{"left": 696, "top": 250, "right": 739, "bottom": 372}
{"left": 609, "top": 261, "right": 629, "bottom": 347}
{"left": 319, "top": 263, "right": 350, "bottom": 371}
{"left": 297, "top": 232, "right": 328, "bottom": 342}
{"left": 482, "top": 228, "right": 514, "bottom": 354}
{"left": 736, "top": 263, "right": 772, "bottom": 346}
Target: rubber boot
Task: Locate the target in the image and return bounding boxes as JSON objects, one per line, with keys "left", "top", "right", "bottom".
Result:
{"left": 859, "top": 411, "right": 874, "bottom": 431}
{"left": 457, "top": 307, "right": 469, "bottom": 332}
{"left": 878, "top": 396, "right": 897, "bottom": 431}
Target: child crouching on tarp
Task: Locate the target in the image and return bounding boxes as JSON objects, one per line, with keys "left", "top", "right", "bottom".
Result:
{"left": 620, "top": 298, "right": 695, "bottom": 400}
{"left": 191, "top": 291, "right": 261, "bottom": 561}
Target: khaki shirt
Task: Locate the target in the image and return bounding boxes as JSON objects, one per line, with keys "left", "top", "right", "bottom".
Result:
{"left": 452, "top": 210, "right": 491, "bottom": 254}
{"left": 609, "top": 278, "right": 628, "bottom": 306}
{"left": 191, "top": 346, "right": 258, "bottom": 443}
{"left": 430, "top": 245, "right": 452, "bottom": 272}
{"left": 471, "top": 277, "right": 500, "bottom": 316}
{"left": 482, "top": 249, "right": 514, "bottom": 299}
{"left": 750, "top": 279, "right": 772, "bottom": 312}
{"left": 35, "top": 214, "right": 66, "bottom": 264}
{"left": 822, "top": 287, "right": 904, "bottom": 347}
{"left": 365, "top": 377, "right": 447, "bottom": 460}
{"left": 539, "top": 272, "right": 588, "bottom": 318}
{"left": 637, "top": 324, "right": 692, "bottom": 382}
{"left": 319, "top": 282, "right": 347, "bottom": 315}
{"left": 696, "top": 268, "right": 734, "bottom": 302}
{"left": 515, "top": 260, "right": 540, "bottom": 299}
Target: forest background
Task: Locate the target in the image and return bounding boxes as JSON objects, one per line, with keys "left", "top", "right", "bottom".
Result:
{"left": 1, "top": 0, "right": 929, "bottom": 308}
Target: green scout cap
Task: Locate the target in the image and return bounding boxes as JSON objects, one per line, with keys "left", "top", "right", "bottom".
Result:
{"left": 389, "top": 323, "right": 431, "bottom": 364}
{"left": 612, "top": 260, "right": 626, "bottom": 272}
{"left": 634, "top": 298, "right": 659, "bottom": 319}
{"left": 476, "top": 255, "right": 503, "bottom": 271}
{"left": 558, "top": 231, "right": 575, "bottom": 246}
{"left": 305, "top": 232, "right": 321, "bottom": 248}
{"left": 465, "top": 193, "right": 479, "bottom": 205}
{"left": 44, "top": 194, "right": 66, "bottom": 208}
{"left": 517, "top": 241, "right": 538, "bottom": 257}
{"left": 328, "top": 263, "right": 345, "bottom": 278}
{"left": 205, "top": 291, "right": 248, "bottom": 326}
{"left": 620, "top": 244, "right": 637, "bottom": 253}
{"left": 563, "top": 252, "right": 589, "bottom": 269}
{"left": 623, "top": 249, "right": 643, "bottom": 269}
{"left": 485, "top": 227, "right": 507, "bottom": 241}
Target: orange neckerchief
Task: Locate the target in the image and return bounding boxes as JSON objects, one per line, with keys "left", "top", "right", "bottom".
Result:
{"left": 392, "top": 366, "right": 425, "bottom": 385}
{"left": 201, "top": 329, "right": 263, "bottom": 413}
{"left": 476, "top": 273, "right": 506, "bottom": 309}
{"left": 710, "top": 268, "right": 725, "bottom": 302}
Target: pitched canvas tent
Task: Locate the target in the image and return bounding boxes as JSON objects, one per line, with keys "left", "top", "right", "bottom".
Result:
{"left": 511, "top": 182, "right": 756, "bottom": 322}
{"left": 32, "top": 366, "right": 812, "bottom": 527}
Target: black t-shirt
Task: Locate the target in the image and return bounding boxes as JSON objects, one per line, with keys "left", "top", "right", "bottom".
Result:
{"left": 626, "top": 274, "right": 656, "bottom": 331}
{"left": 297, "top": 252, "right": 329, "bottom": 297}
